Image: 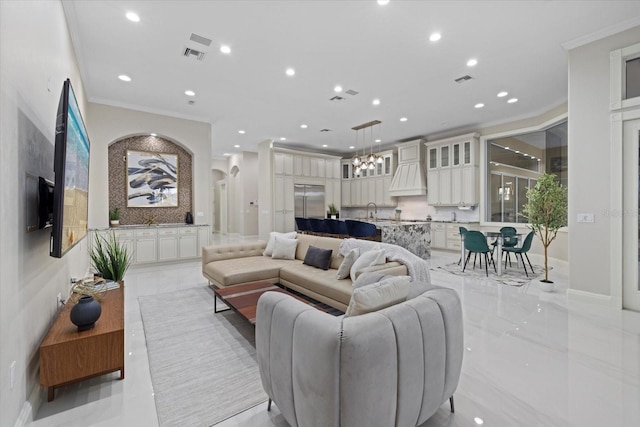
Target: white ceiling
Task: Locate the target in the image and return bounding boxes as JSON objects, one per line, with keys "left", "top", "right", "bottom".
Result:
{"left": 63, "top": 1, "right": 640, "bottom": 159}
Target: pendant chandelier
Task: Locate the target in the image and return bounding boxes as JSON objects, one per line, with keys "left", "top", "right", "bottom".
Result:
{"left": 351, "top": 120, "right": 382, "bottom": 175}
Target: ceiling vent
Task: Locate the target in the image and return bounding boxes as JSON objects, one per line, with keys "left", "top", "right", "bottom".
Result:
{"left": 454, "top": 75, "right": 473, "bottom": 83}
{"left": 320, "top": 129, "right": 332, "bottom": 132}
{"left": 345, "top": 89, "right": 359, "bottom": 96}
{"left": 330, "top": 95, "right": 345, "bottom": 101}
{"left": 183, "top": 47, "right": 205, "bottom": 61}
{"left": 188, "top": 100, "right": 195, "bottom": 105}
{"left": 189, "top": 33, "right": 212, "bottom": 47}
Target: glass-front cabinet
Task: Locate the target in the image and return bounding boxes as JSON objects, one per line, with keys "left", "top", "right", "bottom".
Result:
{"left": 425, "top": 133, "right": 479, "bottom": 206}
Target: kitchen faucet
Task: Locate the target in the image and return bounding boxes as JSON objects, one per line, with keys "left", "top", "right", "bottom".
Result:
{"left": 366, "top": 202, "right": 378, "bottom": 220}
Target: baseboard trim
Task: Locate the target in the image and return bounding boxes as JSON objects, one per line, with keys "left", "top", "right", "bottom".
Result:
{"left": 567, "top": 288, "right": 613, "bottom": 306}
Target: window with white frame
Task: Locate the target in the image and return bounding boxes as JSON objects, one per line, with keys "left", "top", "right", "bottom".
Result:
{"left": 486, "top": 120, "right": 567, "bottom": 223}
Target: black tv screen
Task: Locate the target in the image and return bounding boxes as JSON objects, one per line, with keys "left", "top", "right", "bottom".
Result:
{"left": 51, "top": 79, "right": 90, "bottom": 258}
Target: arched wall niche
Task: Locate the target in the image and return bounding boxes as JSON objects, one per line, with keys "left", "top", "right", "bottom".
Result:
{"left": 107, "top": 134, "right": 193, "bottom": 225}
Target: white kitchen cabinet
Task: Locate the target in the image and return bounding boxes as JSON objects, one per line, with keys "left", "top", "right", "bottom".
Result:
{"left": 157, "top": 228, "right": 178, "bottom": 261}
{"left": 293, "top": 155, "right": 303, "bottom": 176}
{"left": 134, "top": 229, "right": 157, "bottom": 264}
{"left": 431, "top": 223, "right": 446, "bottom": 249}
{"left": 425, "top": 133, "right": 479, "bottom": 206}
{"left": 178, "top": 228, "right": 198, "bottom": 258}
{"left": 325, "top": 179, "right": 341, "bottom": 211}
{"left": 341, "top": 180, "right": 351, "bottom": 207}
{"left": 274, "top": 174, "right": 294, "bottom": 232}
{"left": 198, "top": 225, "right": 210, "bottom": 256}
{"left": 274, "top": 152, "right": 294, "bottom": 175}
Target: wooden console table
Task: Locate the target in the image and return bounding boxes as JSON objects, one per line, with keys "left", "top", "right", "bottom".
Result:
{"left": 40, "top": 287, "right": 124, "bottom": 401}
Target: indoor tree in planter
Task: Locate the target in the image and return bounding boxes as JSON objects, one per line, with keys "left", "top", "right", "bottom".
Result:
{"left": 521, "top": 173, "right": 567, "bottom": 284}
{"left": 90, "top": 232, "right": 132, "bottom": 283}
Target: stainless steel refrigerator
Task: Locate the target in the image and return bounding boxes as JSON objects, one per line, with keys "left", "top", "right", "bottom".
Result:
{"left": 294, "top": 184, "right": 325, "bottom": 218}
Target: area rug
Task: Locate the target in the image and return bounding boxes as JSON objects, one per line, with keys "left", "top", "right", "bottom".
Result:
{"left": 433, "top": 260, "right": 550, "bottom": 287}
{"left": 139, "top": 286, "right": 268, "bottom": 427}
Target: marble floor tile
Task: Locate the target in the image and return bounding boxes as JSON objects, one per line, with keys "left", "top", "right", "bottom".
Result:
{"left": 30, "top": 236, "right": 640, "bottom": 427}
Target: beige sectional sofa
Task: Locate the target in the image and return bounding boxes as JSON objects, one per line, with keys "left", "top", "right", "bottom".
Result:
{"left": 202, "top": 234, "right": 408, "bottom": 311}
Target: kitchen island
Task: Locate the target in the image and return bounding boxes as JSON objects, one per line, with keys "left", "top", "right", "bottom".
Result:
{"left": 359, "top": 220, "right": 431, "bottom": 259}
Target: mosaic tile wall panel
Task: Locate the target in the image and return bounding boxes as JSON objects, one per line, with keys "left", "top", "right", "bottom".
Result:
{"left": 108, "top": 135, "right": 192, "bottom": 225}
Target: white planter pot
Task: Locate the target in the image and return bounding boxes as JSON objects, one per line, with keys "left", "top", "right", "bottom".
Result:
{"left": 110, "top": 220, "right": 120, "bottom": 228}
{"left": 539, "top": 280, "right": 555, "bottom": 292}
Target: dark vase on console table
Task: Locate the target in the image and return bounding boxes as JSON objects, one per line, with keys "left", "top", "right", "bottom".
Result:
{"left": 70, "top": 296, "right": 102, "bottom": 331}
{"left": 185, "top": 211, "right": 194, "bottom": 224}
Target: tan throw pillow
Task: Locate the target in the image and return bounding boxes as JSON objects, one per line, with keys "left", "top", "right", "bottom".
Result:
{"left": 344, "top": 276, "right": 411, "bottom": 317}
{"left": 336, "top": 248, "right": 359, "bottom": 279}
{"left": 263, "top": 231, "right": 297, "bottom": 256}
{"left": 271, "top": 236, "right": 298, "bottom": 260}
{"left": 349, "top": 249, "right": 386, "bottom": 282}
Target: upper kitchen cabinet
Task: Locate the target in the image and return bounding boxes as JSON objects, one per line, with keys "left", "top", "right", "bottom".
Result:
{"left": 425, "top": 133, "right": 479, "bottom": 206}
{"left": 340, "top": 150, "right": 396, "bottom": 207}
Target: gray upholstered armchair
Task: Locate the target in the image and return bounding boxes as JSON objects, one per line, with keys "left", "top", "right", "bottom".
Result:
{"left": 255, "top": 285, "right": 464, "bottom": 427}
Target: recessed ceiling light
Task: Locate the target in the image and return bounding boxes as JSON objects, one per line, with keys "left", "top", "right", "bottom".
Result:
{"left": 286, "top": 68, "right": 295, "bottom": 76}
{"left": 467, "top": 58, "right": 478, "bottom": 67}
{"left": 125, "top": 12, "right": 140, "bottom": 22}
{"left": 118, "top": 74, "right": 131, "bottom": 82}
{"left": 515, "top": 150, "right": 520, "bottom": 153}
{"left": 300, "top": 124, "right": 308, "bottom": 129}
{"left": 349, "top": 146, "right": 355, "bottom": 149}
{"left": 372, "top": 99, "right": 381, "bottom": 106}
{"left": 400, "top": 117, "right": 408, "bottom": 122}
{"left": 474, "top": 417, "right": 484, "bottom": 425}
{"left": 185, "top": 90, "right": 195, "bottom": 97}
{"left": 429, "top": 32, "right": 441, "bottom": 42}
{"left": 234, "top": 144, "right": 240, "bottom": 148}
{"left": 280, "top": 137, "right": 286, "bottom": 141}
{"left": 223, "top": 153, "right": 231, "bottom": 156}
{"left": 220, "top": 45, "right": 231, "bottom": 54}
{"left": 238, "top": 130, "right": 245, "bottom": 134}
{"left": 334, "top": 85, "right": 342, "bottom": 93}
{"left": 497, "top": 91, "right": 508, "bottom": 97}
{"left": 150, "top": 133, "right": 156, "bottom": 136}
{"left": 474, "top": 103, "right": 484, "bottom": 108}
{"left": 505, "top": 146, "right": 510, "bottom": 150}
{"left": 377, "top": 0, "right": 390, "bottom": 5}
{"left": 322, "top": 144, "right": 328, "bottom": 148}
{"left": 375, "top": 139, "right": 381, "bottom": 143}
{"left": 507, "top": 98, "right": 518, "bottom": 103}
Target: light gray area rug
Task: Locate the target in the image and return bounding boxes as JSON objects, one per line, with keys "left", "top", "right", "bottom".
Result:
{"left": 434, "top": 260, "right": 550, "bottom": 287}
{"left": 139, "top": 286, "right": 268, "bottom": 427}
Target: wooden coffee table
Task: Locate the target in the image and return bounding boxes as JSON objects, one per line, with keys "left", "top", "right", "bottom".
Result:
{"left": 213, "top": 281, "right": 333, "bottom": 325}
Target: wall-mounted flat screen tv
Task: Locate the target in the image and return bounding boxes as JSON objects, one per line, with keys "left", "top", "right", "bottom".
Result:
{"left": 51, "top": 78, "right": 90, "bottom": 258}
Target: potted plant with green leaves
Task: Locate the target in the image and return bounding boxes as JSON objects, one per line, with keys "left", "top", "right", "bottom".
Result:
{"left": 327, "top": 203, "right": 339, "bottom": 219}
{"left": 109, "top": 208, "right": 120, "bottom": 228}
{"left": 521, "top": 173, "right": 567, "bottom": 290}
{"left": 90, "top": 232, "right": 132, "bottom": 285}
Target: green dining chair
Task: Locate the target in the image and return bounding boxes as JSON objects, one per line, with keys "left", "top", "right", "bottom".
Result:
{"left": 503, "top": 231, "right": 535, "bottom": 276}
{"left": 457, "top": 226, "right": 469, "bottom": 266}
{"left": 463, "top": 231, "right": 496, "bottom": 277}
{"left": 492, "top": 226, "right": 518, "bottom": 265}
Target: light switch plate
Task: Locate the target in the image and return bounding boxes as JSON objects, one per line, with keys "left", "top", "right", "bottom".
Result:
{"left": 196, "top": 211, "right": 204, "bottom": 217}
{"left": 577, "top": 213, "right": 595, "bottom": 223}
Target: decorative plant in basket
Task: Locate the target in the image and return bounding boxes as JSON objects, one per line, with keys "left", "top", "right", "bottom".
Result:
{"left": 327, "top": 203, "right": 339, "bottom": 219}
{"left": 90, "top": 232, "right": 132, "bottom": 283}
{"left": 521, "top": 173, "right": 567, "bottom": 284}
{"left": 109, "top": 208, "right": 120, "bottom": 227}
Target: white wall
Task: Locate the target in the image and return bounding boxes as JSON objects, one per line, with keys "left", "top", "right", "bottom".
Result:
{"left": 568, "top": 26, "right": 640, "bottom": 297}
{"left": 85, "top": 103, "right": 212, "bottom": 228}
{"left": 0, "top": 1, "right": 90, "bottom": 425}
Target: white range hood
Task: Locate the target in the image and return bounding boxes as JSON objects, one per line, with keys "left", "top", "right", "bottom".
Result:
{"left": 388, "top": 139, "right": 427, "bottom": 197}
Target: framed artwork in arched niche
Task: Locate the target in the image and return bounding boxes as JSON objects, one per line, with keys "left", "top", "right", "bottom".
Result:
{"left": 108, "top": 135, "right": 193, "bottom": 225}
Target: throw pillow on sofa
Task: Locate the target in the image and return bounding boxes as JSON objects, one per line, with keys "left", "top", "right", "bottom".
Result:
{"left": 349, "top": 249, "right": 386, "bottom": 282}
{"left": 263, "top": 231, "right": 297, "bottom": 256}
{"left": 344, "top": 276, "right": 411, "bottom": 317}
{"left": 303, "top": 246, "right": 333, "bottom": 270}
{"left": 271, "top": 236, "right": 298, "bottom": 260}
{"left": 336, "top": 248, "right": 359, "bottom": 279}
